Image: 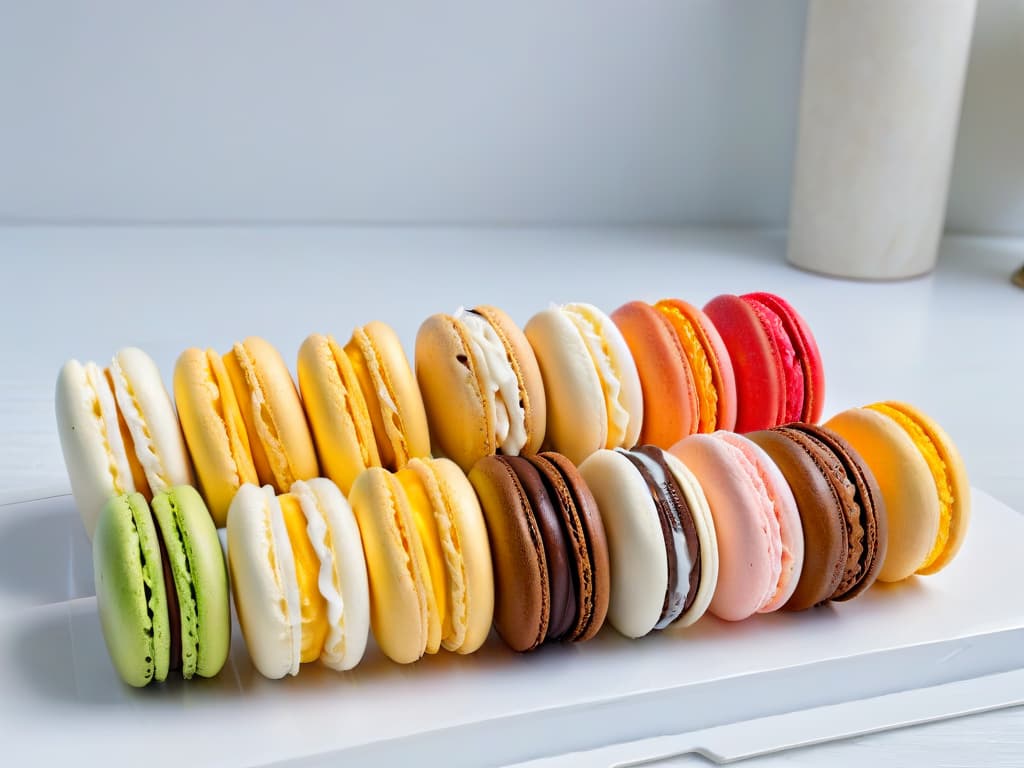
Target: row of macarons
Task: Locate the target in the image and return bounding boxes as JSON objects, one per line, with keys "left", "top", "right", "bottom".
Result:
{"left": 57, "top": 292, "right": 823, "bottom": 537}
{"left": 93, "top": 402, "right": 968, "bottom": 687}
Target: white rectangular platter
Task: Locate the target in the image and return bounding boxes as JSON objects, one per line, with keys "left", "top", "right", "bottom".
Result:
{"left": 1, "top": 489, "right": 1021, "bottom": 766}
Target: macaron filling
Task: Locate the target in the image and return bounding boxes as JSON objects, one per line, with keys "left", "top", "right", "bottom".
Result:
{"left": 279, "top": 493, "right": 330, "bottom": 664}
{"left": 151, "top": 490, "right": 201, "bottom": 678}
{"left": 346, "top": 328, "right": 409, "bottom": 469}
{"left": 396, "top": 468, "right": 451, "bottom": 639}
{"left": 325, "top": 335, "right": 378, "bottom": 468}
{"left": 456, "top": 309, "right": 528, "bottom": 456}
{"left": 656, "top": 303, "right": 718, "bottom": 433}
{"left": 619, "top": 447, "right": 699, "bottom": 628}
{"left": 292, "top": 480, "right": 348, "bottom": 666}
{"left": 561, "top": 304, "right": 632, "bottom": 448}
{"left": 86, "top": 362, "right": 135, "bottom": 496}
{"left": 110, "top": 354, "right": 171, "bottom": 494}
{"left": 868, "top": 403, "right": 953, "bottom": 571}
{"left": 744, "top": 298, "right": 804, "bottom": 424}
{"left": 263, "top": 486, "right": 302, "bottom": 676}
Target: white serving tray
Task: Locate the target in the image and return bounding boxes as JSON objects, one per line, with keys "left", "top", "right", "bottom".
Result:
{"left": 1, "top": 489, "right": 1021, "bottom": 766}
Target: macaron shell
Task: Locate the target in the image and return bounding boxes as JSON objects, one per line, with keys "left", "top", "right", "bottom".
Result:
{"left": 825, "top": 408, "right": 940, "bottom": 582}
{"left": 475, "top": 305, "right": 547, "bottom": 457}
{"left": 110, "top": 347, "right": 194, "bottom": 496}
{"left": 655, "top": 299, "right": 738, "bottom": 433}
{"left": 704, "top": 295, "right": 784, "bottom": 433}
{"left": 347, "top": 321, "right": 431, "bottom": 470}
{"left": 298, "top": 478, "right": 371, "bottom": 671}
{"left": 524, "top": 308, "right": 607, "bottom": 464}
{"left": 93, "top": 493, "right": 170, "bottom": 687}
{"left": 747, "top": 429, "right": 848, "bottom": 609}
{"left": 743, "top": 293, "right": 825, "bottom": 424}
{"left": 226, "top": 483, "right": 300, "bottom": 679}
{"left": 297, "top": 334, "right": 381, "bottom": 494}
{"left": 173, "top": 348, "right": 258, "bottom": 526}
{"left": 661, "top": 451, "right": 719, "bottom": 627}
{"left": 578, "top": 450, "right": 667, "bottom": 639}
{"left": 713, "top": 432, "right": 802, "bottom": 613}
{"left": 56, "top": 359, "right": 136, "bottom": 537}
{"left": 669, "top": 434, "right": 777, "bottom": 621}
{"left": 468, "top": 455, "right": 549, "bottom": 652}
{"left": 535, "top": 452, "right": 610, "bottom": 642}
{"left": 612, "top": 301, "right": 699, "bottom": 447}
{"left": 152, "top": 485, "right": 230, "bottom": 679}
{"left": 224, "top": 337, "right": 319, "bottom": 492}
{"left": 877, "top": 402, "right": 970, "bottom": 575}
{"left": 415, "top": 312, "right": 505, "bottom": 472}
{"left": 349, "top": 467, "right": 432, "bottom": 663}
{"left": 742, "top": 298, "right": 804, "bottom": 425}
{"left": 414, "top": 458, "right": 494, "bottom": 654}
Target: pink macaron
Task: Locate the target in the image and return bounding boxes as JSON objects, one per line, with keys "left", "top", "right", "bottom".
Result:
{"left": 670, "top": 432, "right": 804, "bottom": 620}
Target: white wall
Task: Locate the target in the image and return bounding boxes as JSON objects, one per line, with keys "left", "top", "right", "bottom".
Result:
{"left": 0, "top": 1, "right": 1020, "bottom": 233}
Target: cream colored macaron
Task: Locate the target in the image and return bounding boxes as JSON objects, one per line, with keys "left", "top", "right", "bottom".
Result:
{"left": 226, "top": 478, "right": 370, "bottom": 678}
{"left": 56, "top": 347, "right": 193, "bottom": 537}
{"left": 525, "top": 303, "right": 643, "bottom": 465}
{"left": 416, "top": 306, "right": 546, "bottom": 472}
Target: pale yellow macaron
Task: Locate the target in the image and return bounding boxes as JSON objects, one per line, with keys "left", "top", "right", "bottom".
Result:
{"left": 344, "top": 322, "right": 430, "bottom": 471}
{"left": 297, "top": 333, "right": 381, "bottom": 494}
{"left": 825, "top": 401, "right": 970, "bottom": 582}
{"left": 415, "top": 305, "right": 546, "bottom": 472}
{"left": 525, "top": 303, "right": 643, "bottom": 464}
{"left": 349, "top": 467, "right": 437, "bottom": 663}
{"left": 395, "top": 458, "right": 494, "bottom": 654}
{"left": 221, "top": 337, "right": 319, "bottom": 493}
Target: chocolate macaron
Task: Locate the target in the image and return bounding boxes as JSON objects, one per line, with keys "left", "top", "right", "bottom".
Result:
{"left": 748, "top": 423, "right": 887, "bottom": 609}
{"left": 469, "top": 452, "right": 610, "bottom": 652}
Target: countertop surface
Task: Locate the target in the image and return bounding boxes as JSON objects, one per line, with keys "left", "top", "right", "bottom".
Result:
{"left": 1, "top": 225, "right": 1022, "bottom": 765}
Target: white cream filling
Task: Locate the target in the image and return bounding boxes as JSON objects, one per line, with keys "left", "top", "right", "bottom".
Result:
{"left": 110, "top": 356, "right": 170, "bottom": 492}
{"left": 562, "top": 304, "right": 631, "bottom": 448}
{"left": 455, "top": 308, "right": 527, "bottom": 455}
{"left": 292, "top": 481, "right": 347, "bottom": 666}
{"left": 264, "top": 485, "right": 302, "bottom": 676}
{"left": 84, "top": 362, "right": 134, "bottom": 494}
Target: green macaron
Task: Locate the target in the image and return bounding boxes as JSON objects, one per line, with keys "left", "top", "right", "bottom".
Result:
{"left": 93, "top": 486, "right": 230, "bottom": 687}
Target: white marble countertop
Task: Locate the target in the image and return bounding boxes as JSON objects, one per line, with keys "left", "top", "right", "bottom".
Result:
{"left": 1, "top": 225, "right": 1021, "bottom": 765}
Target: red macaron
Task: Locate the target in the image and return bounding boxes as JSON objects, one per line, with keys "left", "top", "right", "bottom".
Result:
{"left": 703, "top": 292, "right": 824, "bottom": 433}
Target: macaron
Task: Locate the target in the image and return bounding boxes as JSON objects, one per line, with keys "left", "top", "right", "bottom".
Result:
{"left": 174, "top": 347, "right": 259, "bottom": 525}
{"left": 297, "top": 333, "right": 381, "bottom": 494}
{"left": 703, "top": 293, "right": 824, "bottom": 432}
{"left": 221, "top": 336, "right": 319, "bottom": 492}
{"left": 394, "top": 458, "right": 495, "bottom": 654}
{"left": 524, "top": 303, "right": 643, "bottom": 464}
{"left": 670, "top": 432, "right": 803, "bottom": 621}
{"left": 611, "top": 301, "right": 699, "bottom": 447}
{"left": 653, "top": 299, "right": 737, "bottom": 432}
{"left": 468, "top": 452, "right": 610, "bottom": 652}
{"left": 226, "top": 478, "right": 370, "bottom": 678}
{"left": 825, "top": 402, "right": 969, "bottom": 582}
{"left": 748, "top": 424, "right": 887, "bottom": 609}
{"left": 416, "top": 306, "right": 546, "bottom": 472}
{"left": 93, "top": 486, "right": 229, "bottom": 687}
{"left": 578, "top": 446, "right": 718, "bottom": 638}
{"left": 57, "top": 348, "right": 194, "bottom": 537}
{"left": 346, "top": 321, "right": 431, "bottom": 471}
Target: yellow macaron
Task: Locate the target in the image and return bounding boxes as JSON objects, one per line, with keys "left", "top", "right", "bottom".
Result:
{"left": 825, "top": 401, "right": 970, "bottom": 581}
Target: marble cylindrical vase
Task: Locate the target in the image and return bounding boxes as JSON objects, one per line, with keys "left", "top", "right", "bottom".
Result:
{"left": 787, "top": 0, "right": 978, "bottom": 279}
